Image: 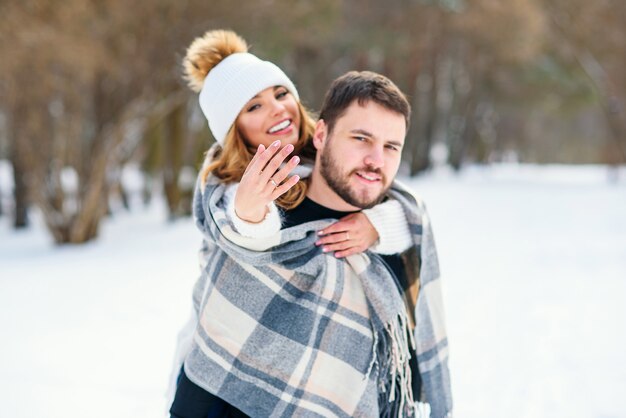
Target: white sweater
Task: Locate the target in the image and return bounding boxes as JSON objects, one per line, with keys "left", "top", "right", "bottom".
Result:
{"left": 224, "top": 183, "right": 413, "bottom": 255}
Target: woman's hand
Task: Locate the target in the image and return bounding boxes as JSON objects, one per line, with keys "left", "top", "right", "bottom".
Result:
{"left": 235, "top": 140, "right": 300, "bottom": 223}
{"left": 315, "top": 212, "right": 379, "bottom": 258}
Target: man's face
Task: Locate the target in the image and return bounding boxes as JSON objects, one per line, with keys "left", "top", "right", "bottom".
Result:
{"left": 314, "top": 100, "right": 406, "bottom": 209}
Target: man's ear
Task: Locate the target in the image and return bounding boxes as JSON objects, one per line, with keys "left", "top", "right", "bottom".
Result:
{"left": 313, "top": 119, "right": 327, "bottom": 150}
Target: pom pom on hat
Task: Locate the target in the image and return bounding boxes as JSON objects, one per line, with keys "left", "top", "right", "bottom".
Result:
{"left": 183, "top": 30, "right": 248, "bottom": 93}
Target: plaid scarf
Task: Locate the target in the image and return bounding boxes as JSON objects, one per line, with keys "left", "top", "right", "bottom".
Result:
{"left": 185, "top": 175, "right": 452, "bottom": 417}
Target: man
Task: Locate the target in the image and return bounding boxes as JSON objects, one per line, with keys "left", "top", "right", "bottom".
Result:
{"left": 172, "top": 71, "right": 452, "bottom": 418}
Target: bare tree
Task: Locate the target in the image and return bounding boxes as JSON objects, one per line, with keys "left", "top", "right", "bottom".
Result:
{"left": 543, "top": 0, "right": 626, "bottom": 163}
{"left": 0, "top": 0, "right": 188, "bottom": 243}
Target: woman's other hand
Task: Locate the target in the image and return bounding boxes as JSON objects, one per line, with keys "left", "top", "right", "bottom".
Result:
{"left": 235, "top": 140, "right": 300, "bottom": 223}
{"left": 315, "top": 212, "right": 379, "bottom": 258}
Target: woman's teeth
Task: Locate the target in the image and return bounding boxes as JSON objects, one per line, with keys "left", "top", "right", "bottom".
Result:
{"left": 268, "top": 120, "right": 291, "bottom": 133}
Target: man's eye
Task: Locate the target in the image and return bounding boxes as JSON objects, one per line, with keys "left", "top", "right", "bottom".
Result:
{"left": 354, "top": 136, "right": 366, "bottom": 142}
{"left": 386, "top": 144, "right": 399, "bottom": 151}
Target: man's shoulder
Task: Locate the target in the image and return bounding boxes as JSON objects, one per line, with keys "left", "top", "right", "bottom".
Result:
{"left": 389, "top": 180, "right": 428, "bottom": 212}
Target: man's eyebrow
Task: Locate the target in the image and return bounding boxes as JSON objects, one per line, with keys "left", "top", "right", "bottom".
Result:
{"left": 387, "top": 140, "right": 404, "bottom": 148}
{"left": 350, "top": 129, "right": 374, "bottom": 137}
{"left": 350, "top": 129, "right": 404, "bottom": 147}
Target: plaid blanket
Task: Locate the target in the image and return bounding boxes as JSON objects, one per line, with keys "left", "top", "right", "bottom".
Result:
{"left": 185, "top": 175, "right": 452, "bottom": 418}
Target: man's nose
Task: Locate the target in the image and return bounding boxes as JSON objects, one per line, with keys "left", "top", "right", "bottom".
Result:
{"left": 364, "top": 145, "right": 384, "bottom": 168}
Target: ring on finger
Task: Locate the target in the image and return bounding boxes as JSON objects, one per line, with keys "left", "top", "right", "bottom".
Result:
{"left": 269, "top": 179, "right": 279, "bottom": 188}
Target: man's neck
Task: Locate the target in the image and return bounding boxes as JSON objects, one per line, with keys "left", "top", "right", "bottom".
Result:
{"left": 306, "top": 168, "right": 361, "bottom": 212}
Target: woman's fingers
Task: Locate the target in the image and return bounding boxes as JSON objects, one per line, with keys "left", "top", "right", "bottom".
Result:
{"left": 245, "top": 140, "right": 281, "bottom": 178}
{"left": 258, "top": 142, "right": 294, "bottom": 182}
{"left": 315, "top": 230, "right": 353, "bottom": 246}
{"left": 315, "top": 232, "right": 366, "bottom": 258}
{"left": 243, "top": 141, "right": 294, "bottom": 192}
{"left": 317, "top": 214, "right": 358, "bottom": 238}
{"left": 319, "top": 239, "right": 352, "bottom": 253}
{"left": 318, "top": 239, "right": 365, "bottom": 258}
{"left": 271, "top": 174, "right": 300, "bottom": 199}
{"left": 241, "top": 140, "right": 301, "bottom": 204}
{"left": 243, "top": 144, "right": 266, "bottom": 176}
{"left": 247, "top": 140, "right": 296, "bottom": 180}
{"left": 264, "top": 148, "right": 300, "bottom": 199}
{"left": 270, "top": 155, "right": 300, "bottom": 185}
{"left": 315, "top": 212, "right": 378, "bottom": 257}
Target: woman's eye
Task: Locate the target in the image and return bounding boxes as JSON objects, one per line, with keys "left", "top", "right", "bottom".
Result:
{"left": 276, "top": 90, "right": 288, "bottom": 99}
{"left": 247, "top": 103, "right": 260, "bottom": 112}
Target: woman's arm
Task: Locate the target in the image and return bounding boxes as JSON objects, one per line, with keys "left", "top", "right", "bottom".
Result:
{"left": 315, "top": 199, "right": 412, "bottom": 257}
{"left": 362, "top": 199, "right": 413, "bottom": 254}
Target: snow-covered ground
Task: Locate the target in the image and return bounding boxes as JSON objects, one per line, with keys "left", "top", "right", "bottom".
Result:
{"left": 1, "top": 164, "right": 625, "bottom": 418}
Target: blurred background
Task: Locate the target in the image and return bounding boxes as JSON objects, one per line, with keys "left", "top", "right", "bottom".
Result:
{"left": 1, "top": 0, "right": 625, "bottom": 241}
{"left": 1, "top": 1, "right": 625, "bottom": 417}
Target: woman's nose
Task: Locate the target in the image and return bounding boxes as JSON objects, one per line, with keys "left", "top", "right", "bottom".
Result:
{"left": 270, "top": 99, "right": 286, "bottom": 115}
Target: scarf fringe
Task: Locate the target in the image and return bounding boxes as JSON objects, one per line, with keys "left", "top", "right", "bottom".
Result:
{"left": 370, "top": 312, "right": 417, "bottom": 418}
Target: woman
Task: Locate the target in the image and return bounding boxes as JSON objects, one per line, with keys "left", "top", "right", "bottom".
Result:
{"left": 169, "top": 30, "right": 415, "bottom": 417}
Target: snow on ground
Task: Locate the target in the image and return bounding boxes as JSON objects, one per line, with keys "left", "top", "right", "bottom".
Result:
{"left": 1, "top": 164, "right": 625, "bottom": 418}
{"left": 0, "top": 201, "right": 200, "bottom": 417}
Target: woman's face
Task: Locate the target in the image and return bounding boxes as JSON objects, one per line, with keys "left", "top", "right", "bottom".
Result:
{"left": 236, "top": 86, "right": 301, "bottom": 149}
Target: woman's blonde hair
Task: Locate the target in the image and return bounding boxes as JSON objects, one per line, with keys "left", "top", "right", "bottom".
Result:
{"left": 183, "top": 29, "right": 316, "bottom": 209}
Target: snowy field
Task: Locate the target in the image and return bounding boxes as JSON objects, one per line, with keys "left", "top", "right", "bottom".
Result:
{"left": 1, "top": 164, "right": 625, "bottom": 418}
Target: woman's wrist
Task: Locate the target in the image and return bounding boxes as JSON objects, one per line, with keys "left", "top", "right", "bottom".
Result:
{"left": 235, "top": 205, "right": 269, "bottom": 224}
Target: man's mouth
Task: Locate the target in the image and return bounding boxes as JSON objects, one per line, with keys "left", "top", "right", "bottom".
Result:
{"left": 355, "top": 170, "right": 382, "bottom": 182}
{"left": 268, "top": 119, "right": 292, "bottom": 134}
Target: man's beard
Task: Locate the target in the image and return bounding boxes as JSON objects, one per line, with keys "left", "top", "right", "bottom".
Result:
{"left": 319, "top": 146, "right": 389, "bottom": 209}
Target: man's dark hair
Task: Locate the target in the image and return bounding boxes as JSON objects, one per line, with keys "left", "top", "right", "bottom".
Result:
{"left": 318, "top": 70, "right": 411, "bottom": 135}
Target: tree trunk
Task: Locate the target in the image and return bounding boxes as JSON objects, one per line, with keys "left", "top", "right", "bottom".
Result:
{"left": 163, "top": 103, "right": 186, "bottom": 219}
{"left": 601, "top": 97, "right": 626, "bottom": 164}
{"left": 8, "top": 106, "right": 31, "bottom": 228}
{"left": 11, "top": 149, "right": 29, "bottom": 228}
{"left": 408, "top": 60, "right": 438, "bottom": 176}
{"left": 447, "top": 42, "right": 475, "bottom": 171}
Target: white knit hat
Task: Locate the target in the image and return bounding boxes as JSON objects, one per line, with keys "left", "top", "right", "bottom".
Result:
{"left": 198, "top": 52, "right": 299, "bottom": 145}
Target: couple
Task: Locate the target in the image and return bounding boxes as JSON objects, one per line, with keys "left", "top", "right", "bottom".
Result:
{"left": 168, "top": 30, "right": 452, "bottom": 418}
